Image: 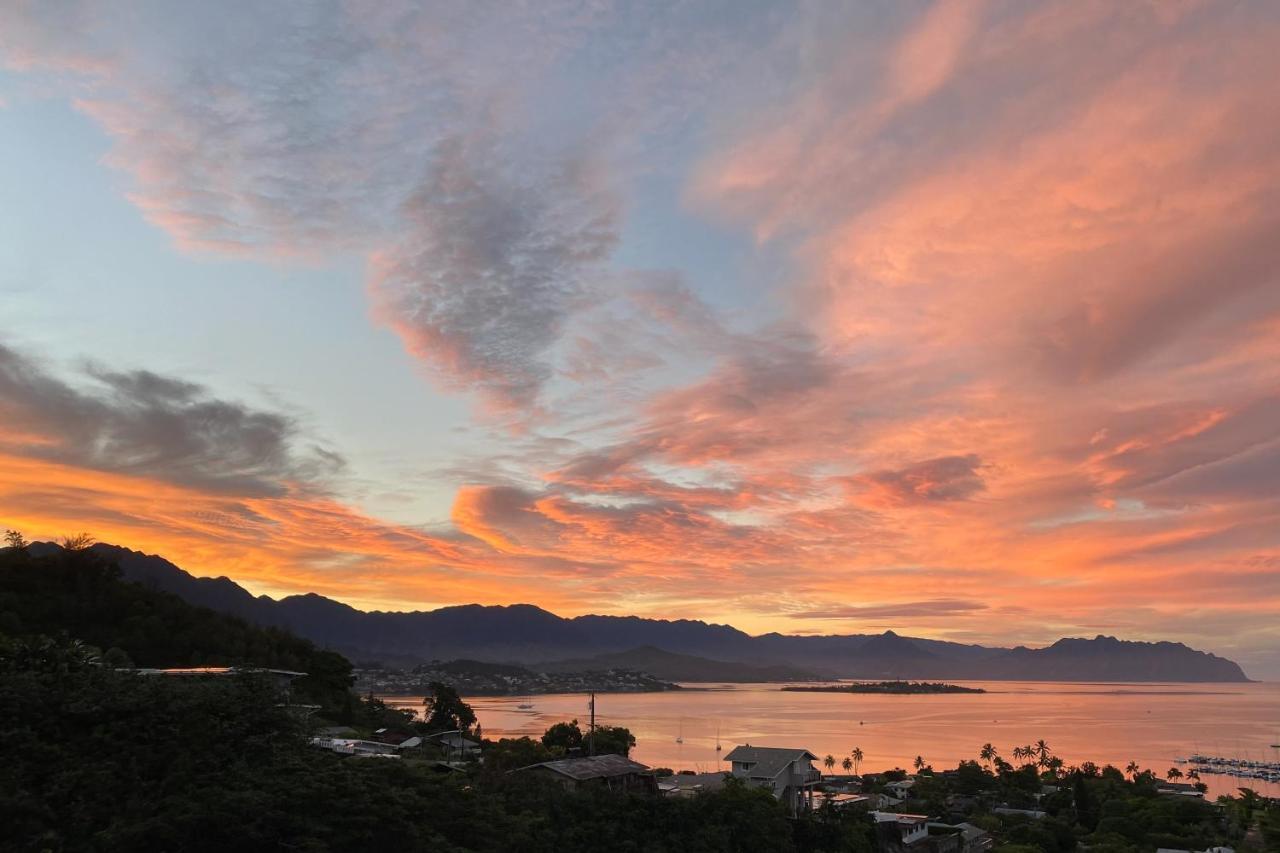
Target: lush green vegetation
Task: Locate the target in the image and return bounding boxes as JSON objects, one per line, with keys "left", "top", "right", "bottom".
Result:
{"left": 856, "top": 743, "right": 1274, "bottom": 853}
{"left": 0, "top": 543, "right": 356, "bottom": 714}
{"left": 1, "top": 635, "right": 814, "bottom": 851}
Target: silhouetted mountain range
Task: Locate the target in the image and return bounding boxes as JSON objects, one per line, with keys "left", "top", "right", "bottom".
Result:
{"left": 32, "top": 542, "right": 1250, "bottom": 682}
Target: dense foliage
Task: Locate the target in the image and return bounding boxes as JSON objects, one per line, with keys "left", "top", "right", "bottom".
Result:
{"left": 0, "top": 544, "right": 810, "bottom": 851}
{"left": 0, "top": 546, "right": 354, "bottom": 711}
{"left": 0, "top": 635, "right": 812, "bottom": 852}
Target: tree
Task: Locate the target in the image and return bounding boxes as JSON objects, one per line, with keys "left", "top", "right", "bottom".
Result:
{"left": 1166, "top": 767, "right": 1183, "bottom": 781}
{"left": 980, "top": 743, "right": 998, "bottom": 767}
{"left": 59, "top": 532, "right": 94, "bottom": 551}
{"left": 591, "top": 724, "right": 635, "bottom": 757}
{"left": 1125, "top": 760, "right": 1141, "bottom": 780}
{"left": 1033, "top": 739, "right": 1052, "bottom": 767}
{"left": 480, "top": 736, "right": 552, "bottom": 773}
{"left": 421, "top": 681, "right": 476, "bottom": 733}
{"left": 842, "top": 756, "right": 853, "bottom": 773}
{"left": 824, "top": 754, "right": 836, "bottom": 774}
{"left": 4, "top": 530, "right": 27, "bottom": 550}
{"left": 913, "top": 755, "right": 925, "bottom": 772}
{"left": 541, "top": 719, "right": 584, "bottom": 754}
{"left": 1072, "top": 773, "right": 1099, "bottom": 832}
{"left": 852, "top": 746, "right": 864, "bottom": 775}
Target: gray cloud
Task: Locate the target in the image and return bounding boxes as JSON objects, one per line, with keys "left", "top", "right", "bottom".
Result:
{"left": 859, "top": 454, "right": 986, "bottom": 505}
{"left": 0, "top": 343, "right": 342, "bottom": 496}
{"left": 0, "top": 1, "right": 769, "bottom": 409}
{"left": 370, "top": 137, "right": 618, "bottom": 408}
{"left": 787, "top": 599, "right": 988, "bottom": 620}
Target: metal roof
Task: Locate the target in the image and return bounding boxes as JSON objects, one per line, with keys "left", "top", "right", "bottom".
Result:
{"left": 519, "top": 754, "right": 650, "bottom": 781}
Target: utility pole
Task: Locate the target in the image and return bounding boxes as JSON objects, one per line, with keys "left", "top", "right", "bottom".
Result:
{"left": 588, "top": 691, "right": 596, "bottom": 757}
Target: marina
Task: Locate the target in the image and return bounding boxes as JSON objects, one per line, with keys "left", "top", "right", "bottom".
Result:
{"left": 1185, "top": 754, "right": 1280, "bottom": 784}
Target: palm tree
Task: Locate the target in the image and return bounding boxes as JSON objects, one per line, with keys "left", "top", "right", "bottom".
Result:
{"left": 979, "top": 743, "right": 998, "bottom": 767}
{"left": 824, "top": 754, "right": 836, "bottom": 774}
{"left": 1125, "top": 761, "right": 1141, "bottom": 780}
{"left": 842, "top": 756, "right": 853, "bottom": 773}
{"left": 1034, "top": 739, "right": 1052, "bottom": 768}
{"left": 1187, "top": 769, "right": 1200, "bottom": 781}
{"left": 1167, "top": 767, "right": 1183, "bottom": 781}
{"left": 913, "top": 755, "right": 926, "bottom": 772}
{"left": 851, "top": 747, "right": 864, "bottom": 775}
{"left": 1011, "top": 745, "right": 1026, "bottom": 764}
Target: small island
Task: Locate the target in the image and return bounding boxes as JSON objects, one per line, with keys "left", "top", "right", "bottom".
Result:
{"left": 782, "top": 680, "right": 986, "bottom": 694}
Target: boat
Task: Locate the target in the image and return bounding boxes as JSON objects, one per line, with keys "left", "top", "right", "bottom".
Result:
{"left": 715, "top": 724, "right": 722, "bottom": 752}
{"left": 516, "top": 703, "right": 534, "bottom": 710}
{"left": 675, "top": 719, "right": 684, "bottom": 744}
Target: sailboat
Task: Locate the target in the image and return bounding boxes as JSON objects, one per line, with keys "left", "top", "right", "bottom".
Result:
{"left": 715, "top": 724, "right": 722, "bottom": 752}
{"left": 675, "top": 719, "right": 684, "bottom": 744}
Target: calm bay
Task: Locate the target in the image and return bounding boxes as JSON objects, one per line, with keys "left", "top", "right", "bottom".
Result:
{"left": 383, "top": 680, "right": 1280, "bottom": 800}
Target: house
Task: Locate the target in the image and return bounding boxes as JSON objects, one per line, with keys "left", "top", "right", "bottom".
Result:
{"left": 885, "top": 779, "right": 917, "bottom": 800}
{"left": 927, "top": 821, "right": 992, "bottom": 853}
{"left": 309, "top": 737, "right": 401, "bottom": 758}
{"left": 877, "top": 793, "right": 907, "bottom": 809}
{"left": 817, "top": 792, "right": 872, "bottom": 811}
{"left": 422, "top": 731, "right": 481, "bottom": 758}
{"left": 871, "top": 812, "right": 931, "bottom": 851}
{"left": 723, "top": 745, "right": 822, "bottom": 814}
{"left": 657, "top": 771, "right": 728, "bottom": 798}
{"left": 514, "top": 754, "right": 655, "bottom": 793}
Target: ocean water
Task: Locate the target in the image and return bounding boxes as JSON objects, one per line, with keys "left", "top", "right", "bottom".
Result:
{"left": 382, "top": 680, "right": 1280, "bottom": 800}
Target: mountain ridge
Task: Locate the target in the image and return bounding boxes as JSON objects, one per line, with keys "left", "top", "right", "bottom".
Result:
{"left": 26, "top": 542, "right": 1250, "bottom": 682}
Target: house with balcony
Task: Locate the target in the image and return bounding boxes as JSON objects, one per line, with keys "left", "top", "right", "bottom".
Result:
{"left": 723, "top": 745, "right": 822, "bottom": 814}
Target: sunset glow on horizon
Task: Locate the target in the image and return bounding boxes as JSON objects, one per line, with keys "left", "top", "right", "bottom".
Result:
{"left": 2, "top": 1, "right": 1278, "bottom": 677}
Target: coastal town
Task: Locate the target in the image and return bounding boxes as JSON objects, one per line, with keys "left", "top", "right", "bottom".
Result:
{"left": 308, "top": 679, "right": 1277, "bottom": 853}
{"left": 352, "top": 660, "right": 680, "bottom": 696}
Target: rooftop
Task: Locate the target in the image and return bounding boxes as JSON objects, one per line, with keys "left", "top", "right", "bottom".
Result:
{"left": 518, "top": 754, "right": 650, "bottom": 781}
{"left": 723, "top": 745, "right": 818, "bottom": 779}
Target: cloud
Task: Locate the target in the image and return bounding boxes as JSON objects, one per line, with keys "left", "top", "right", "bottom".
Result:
{"left": 0, "top": 2, "right": 630, "bottom": 407}
{"left": 369, "top": 137, "right": 618, "bottom": 409}
{"left": 787, "top": 599, "right": 989, "bottom": 620}
{"left": 856, "top": 455, "right": 986, "bottom": 506}
{"left": 4, "top": 1, "right": 1280, "bottom": 674}
{"left": 0, "top": 2, "right": 778, "bottom": 409}
{"left": 0, "top": 342, "right": 342, "bottom": 497}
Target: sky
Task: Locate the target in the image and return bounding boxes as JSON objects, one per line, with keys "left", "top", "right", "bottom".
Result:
{"left": 1, "top": 0, "right": 1278, "bottom": 678}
